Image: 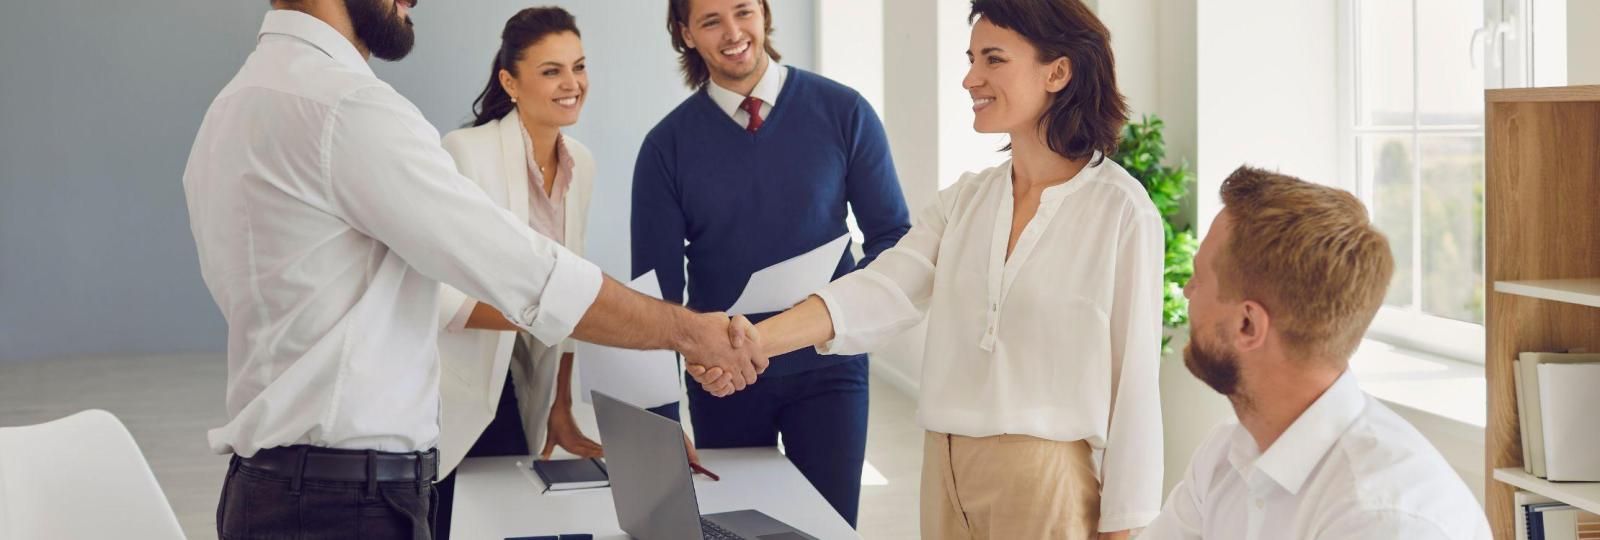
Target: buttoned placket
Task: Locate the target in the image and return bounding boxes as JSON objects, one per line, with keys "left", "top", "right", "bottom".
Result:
{"left": 1244, "top": 468, "right": 1277, "bottom": 540}
{"left": 978, "top": 166, "right": 1083, "bottom": 352}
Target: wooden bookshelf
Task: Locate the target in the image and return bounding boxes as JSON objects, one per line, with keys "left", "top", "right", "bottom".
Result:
{"left": 1494, "top": 279, "right": 1600, "bottom": 308}
{"left": 1485, "top": 84, "right": 1600, "bottom": 539}
{"left": 1493, "top": 468, "right": 1600, "bottom": 516}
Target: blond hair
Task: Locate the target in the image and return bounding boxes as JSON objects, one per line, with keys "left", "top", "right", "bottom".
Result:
{"left": 1216, "top": 166, "right": 1394, "bottom": 362}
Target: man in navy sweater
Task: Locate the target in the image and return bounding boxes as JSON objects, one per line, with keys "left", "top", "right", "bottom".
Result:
{"left": 632, "top": 0, "right": 911, "bottom": 527}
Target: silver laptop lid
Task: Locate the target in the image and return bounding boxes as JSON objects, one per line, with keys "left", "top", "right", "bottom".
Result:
{"left": 591, "top": 390, "right": 703, "bottom": 540}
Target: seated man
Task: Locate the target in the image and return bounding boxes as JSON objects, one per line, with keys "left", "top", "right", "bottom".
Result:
{"left": 1142, "top": 166, "right": 1490, "bottom": 540}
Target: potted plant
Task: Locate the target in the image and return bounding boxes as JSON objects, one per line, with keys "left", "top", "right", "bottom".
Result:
{"left": 1113, "top": 115, "right": 1232, "bottom": 495}
{"left": 1113, "top": 115, "right": 1199, "bottom": 353}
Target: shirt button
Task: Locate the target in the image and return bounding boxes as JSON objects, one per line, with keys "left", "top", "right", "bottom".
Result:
{"left": 1254, "top": 499, "right": 1264, "bottom": 509}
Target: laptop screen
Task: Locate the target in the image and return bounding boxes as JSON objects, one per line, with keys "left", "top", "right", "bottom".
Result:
{"left": 591, "top": 391, "right": 704, "bottom": 540}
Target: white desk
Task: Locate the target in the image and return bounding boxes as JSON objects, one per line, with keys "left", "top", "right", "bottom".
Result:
{"left": 451, "top": 448, "right": 859, "bottom": 540}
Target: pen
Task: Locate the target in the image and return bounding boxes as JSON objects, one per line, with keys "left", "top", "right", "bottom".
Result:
{"left": 690, "top": 462, "right": 720, "bottom": 481}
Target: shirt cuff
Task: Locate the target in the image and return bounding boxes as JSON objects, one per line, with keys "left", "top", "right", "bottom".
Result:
{"left": 446, "top": 298, "right": 475, "bottom": 333}
{"left": 517, "top": 248, "right": 603, "bottom": 347}
{"left": 812, "top": 286, "right": 853, "bottom": 355}
{"left": 1098, "top": 511, "right": 1160, "bottom": 533}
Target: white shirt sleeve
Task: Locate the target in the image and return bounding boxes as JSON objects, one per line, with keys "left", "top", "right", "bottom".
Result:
{"left": 1317, "top": 510, "right": 1458, "bottom": 540}
{"left": 1141, "top": 422, "right": 1233, "bottom": 540}
{"left": 813, "top": 184, "right": 957, "bottom": 355}
{"left": 326, "top": 86, "right": 601, "bottom": 347}
{"left": 1097, "top": 206, "right": 1167, "bottom": 532}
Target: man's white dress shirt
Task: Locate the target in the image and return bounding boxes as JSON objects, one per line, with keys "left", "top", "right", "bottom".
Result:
{"left": 182, "top": 11, "right": 602, "bottom": 457}
{"left": 1141, "top": 372, "right": 1491, "bottom": 540}
{"left": 813, "top": 156, "right": 1166, "bottom": 531}
{"left": 704, "top": 60, "right": 786, "bottom": 126}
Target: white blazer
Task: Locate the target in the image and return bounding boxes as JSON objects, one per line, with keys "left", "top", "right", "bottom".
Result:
{"left": 435, "top": 112, "right": 596, "bottom": 477}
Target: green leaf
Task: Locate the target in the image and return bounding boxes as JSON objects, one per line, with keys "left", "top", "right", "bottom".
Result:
{"left": 1112, "top": 115, "right": 1198, "bottom": 352}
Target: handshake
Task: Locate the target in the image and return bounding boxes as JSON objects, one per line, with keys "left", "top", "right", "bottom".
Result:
{"left": 676, "top": 312, "right": 769, "bottom": 397}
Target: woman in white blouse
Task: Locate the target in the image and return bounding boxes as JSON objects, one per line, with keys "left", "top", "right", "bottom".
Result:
{"left": 692, "top": 1, "right": 1164, "bottom": 538}
{"left": 431, "top": 7, "right": 600, "bottom": 539}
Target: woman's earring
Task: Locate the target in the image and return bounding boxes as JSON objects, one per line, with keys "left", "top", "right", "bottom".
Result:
{"left": 511, "top": 96, "right": 518, "bottom": 104}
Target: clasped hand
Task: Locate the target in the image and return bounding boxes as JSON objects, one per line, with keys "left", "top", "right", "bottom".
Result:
{"left": 679, "top": 313, "right": 767, "bottom": 397}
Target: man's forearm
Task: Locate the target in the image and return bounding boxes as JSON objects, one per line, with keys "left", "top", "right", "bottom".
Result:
{"left": 464, "top": 302, "right": 522, "bottom": 332}
{"left": 553, "top": 352, "right": 576, "bottom": 405}
{"left": 569, "top": 276, "right": 692, "bottom": 352}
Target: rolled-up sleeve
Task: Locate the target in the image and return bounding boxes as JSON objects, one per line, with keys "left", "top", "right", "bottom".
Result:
{"left": 815, "top": 180, "right": 960, "bottom": 355}
{"left": 1096, "top": 206, "right": 1166, "bottom": 532}
{"left": 326, "top": 86, "right": 601, "bottom": 347}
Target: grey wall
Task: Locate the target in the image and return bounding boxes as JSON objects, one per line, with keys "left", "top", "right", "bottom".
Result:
{"left": 0, "top": 1, "right": 814, "bottom": 363}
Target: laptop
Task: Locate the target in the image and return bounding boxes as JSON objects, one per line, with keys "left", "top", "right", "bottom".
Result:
{"left": 591, "top": 391, "right": 819, "bottom": 540}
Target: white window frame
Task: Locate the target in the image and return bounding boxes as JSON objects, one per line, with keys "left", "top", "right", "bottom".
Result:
{"left": 1336, "top": 0, "right": 1504, "bottom": 365}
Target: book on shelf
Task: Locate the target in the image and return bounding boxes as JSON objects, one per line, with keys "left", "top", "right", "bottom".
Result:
{"left": 1538, "top": 362, "right": 1600, "bottom": 481}
{"left": 1514, "top": 352, "right": 1600, "bottom": 478}
{"left": 1517, "top": 491, "right": 1555, "bottom": 540}
{"left": 1518, "top": 490, "right": 1600, "bottom": 540}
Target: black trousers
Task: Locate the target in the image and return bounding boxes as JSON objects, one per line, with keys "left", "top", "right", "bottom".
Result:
{"left": 431, "top": 375, "right": 681, "bottom": 540}
{"left": 217, "top": 451, "right": 437, "bottom": 539}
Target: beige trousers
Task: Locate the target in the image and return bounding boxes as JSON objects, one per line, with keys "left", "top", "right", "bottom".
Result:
{"left": 921, "top": 431, "right": 1101, "bottom": 540}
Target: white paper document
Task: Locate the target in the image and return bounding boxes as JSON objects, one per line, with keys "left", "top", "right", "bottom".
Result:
{"left": 727, "top": 234, "right": 851, "bottom": 316}
{"left": 575, "top": 271, "right": 681, "bottom": 409}
{"left": 1538, "top": 362, "right": 1600, "bottom": 481}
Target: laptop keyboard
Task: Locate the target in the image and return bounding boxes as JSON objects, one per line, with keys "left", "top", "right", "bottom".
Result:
{"left": 701, "top": 517, "right": 747, "bottom": 540}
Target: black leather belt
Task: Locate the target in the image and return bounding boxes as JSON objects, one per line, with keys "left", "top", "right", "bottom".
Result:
{"left": 239, "top": 445, "right": 438, "bottom": 484}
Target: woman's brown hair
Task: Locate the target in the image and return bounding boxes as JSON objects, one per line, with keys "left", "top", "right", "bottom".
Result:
{"left": 970, "top": 0, "right": 1128, "bottom": 164}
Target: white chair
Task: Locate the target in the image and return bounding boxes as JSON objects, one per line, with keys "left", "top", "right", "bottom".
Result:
{"left": 0, "top": 409, "right": 185, "bottom": 540}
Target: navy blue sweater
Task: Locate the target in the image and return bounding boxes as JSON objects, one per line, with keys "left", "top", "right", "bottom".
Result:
{"left": 631, "top": 67, "right": 911, "bottom": 377}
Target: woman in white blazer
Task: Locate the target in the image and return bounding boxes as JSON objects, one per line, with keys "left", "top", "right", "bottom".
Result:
{"left": 431, "top": 8, "right": 600, "bottom": 538}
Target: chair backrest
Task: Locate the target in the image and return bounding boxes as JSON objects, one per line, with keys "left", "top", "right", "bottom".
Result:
{"left": 0, "top": 409, "right": 185, "bottom": 540}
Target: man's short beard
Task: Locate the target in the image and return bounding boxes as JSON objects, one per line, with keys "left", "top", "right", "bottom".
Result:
{"left": 1184, "top": 322, "right": 1245, "bottom": 401}
{"left": 346, "top": 0, "right": 414, "bottom": 61}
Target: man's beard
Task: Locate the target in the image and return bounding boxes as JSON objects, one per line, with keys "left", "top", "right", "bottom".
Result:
{"left": 1184, "top": 322, "right": 1244, "bottom": 399}
{"left": 347, "top": 0, "right": 414, "bottom": 61}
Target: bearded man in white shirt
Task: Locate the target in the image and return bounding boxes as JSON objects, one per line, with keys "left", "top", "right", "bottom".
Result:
{"left": 1140, "top": 167, "right": 1490, "bottom": 540}
{"left": 186, "top": 1, "right": 764, "bottom": 537}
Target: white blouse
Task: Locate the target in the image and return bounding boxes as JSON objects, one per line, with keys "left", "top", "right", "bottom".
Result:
{"left": 814, "top": 155, "right": 1166, "bottom": 531}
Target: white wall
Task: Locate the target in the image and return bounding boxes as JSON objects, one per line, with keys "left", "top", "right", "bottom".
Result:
{"left": 1195, "top": 1, "right": 1341, "bottom": 233}
{"left": 1097, "top": 0, "right": 1198, "bottom": 225}
{"left": 1571, "top": 0, "right": 1600, "bottom": 84}
{"left": 816, "top": 1, "right": 885, "bottom": 118}
{"left": 0, "top": 1, "right": 816, "bottom": 363}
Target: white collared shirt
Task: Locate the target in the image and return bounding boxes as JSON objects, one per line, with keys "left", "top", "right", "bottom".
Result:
{"left": 813, "top": 156, "right": 1166, "bottom": 531}
{"left": 705, "top": 60, "right": 786, "bottom": 127}
{"left": 1142, "top": 372, "right": 1490, "bottom": 540}
{"left": 183, "top": 11, "right": 602, "bottom": 457}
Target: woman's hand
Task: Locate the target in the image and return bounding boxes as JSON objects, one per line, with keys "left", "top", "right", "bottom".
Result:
{"left": 541, "top": 399, "right": 602, "bottom": 459}
{"left": 543, "top": 352, "right": 602, "bottom": 459}
{"left": 687, "top": 296, "right": 840, "bottom": 397}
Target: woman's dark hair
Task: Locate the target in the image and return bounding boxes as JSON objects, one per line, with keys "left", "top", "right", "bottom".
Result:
{"left": 469, "top": 7, "right": 581, "bottom": 127}
{"left": 666, "top": 0, "right": 782, "bottom": 89}
{"left": 970, "top": 0, "right": 1128, "bottom": 164}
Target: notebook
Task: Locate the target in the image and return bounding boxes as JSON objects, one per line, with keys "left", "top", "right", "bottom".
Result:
{"left": 530, "top": 458, "right": 609, "bottom": 492}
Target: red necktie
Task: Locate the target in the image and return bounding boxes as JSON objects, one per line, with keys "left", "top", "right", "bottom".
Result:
{"left": 740, "top": 96, "right": 765, "bottom": 134}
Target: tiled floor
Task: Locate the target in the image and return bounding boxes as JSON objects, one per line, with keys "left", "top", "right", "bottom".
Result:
{"left": 0, "top": 354, "right": 923, "bottom": 539}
